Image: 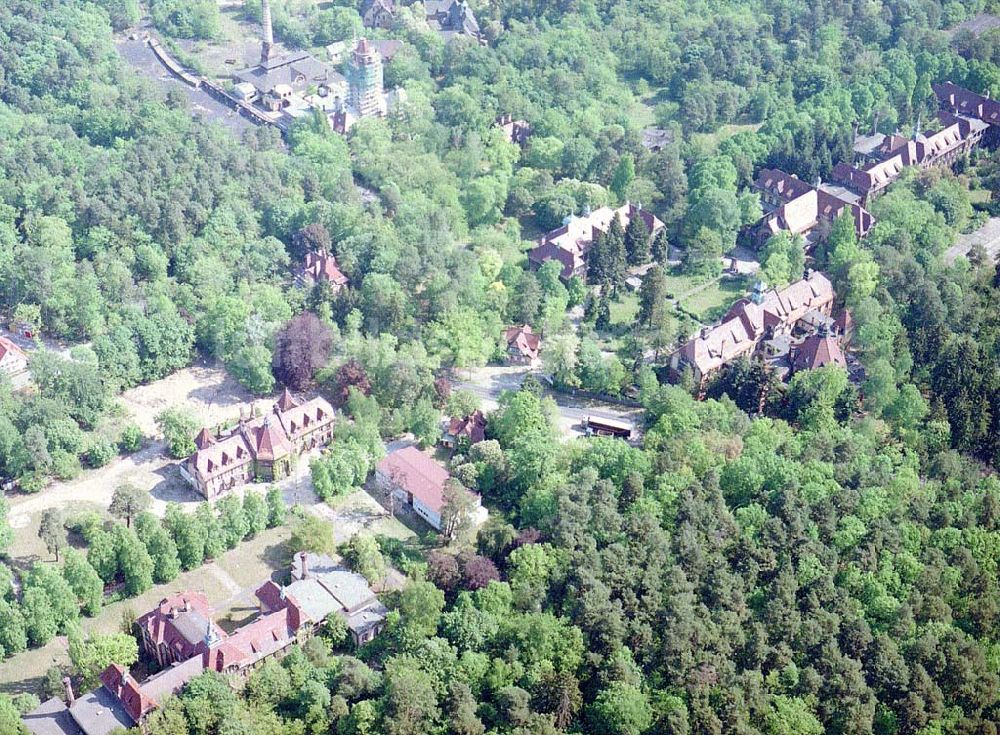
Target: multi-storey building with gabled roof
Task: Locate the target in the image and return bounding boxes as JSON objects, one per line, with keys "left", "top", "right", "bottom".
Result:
{"left": 180, "top": 389, "right": 334, "bottom": 498}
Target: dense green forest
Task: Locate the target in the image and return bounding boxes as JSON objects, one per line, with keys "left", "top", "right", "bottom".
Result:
{"left": 1, "top": 0, "right": 1000, "bottom": 733}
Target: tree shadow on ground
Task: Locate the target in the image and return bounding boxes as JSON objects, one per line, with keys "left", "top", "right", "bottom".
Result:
{"left": 149, "top": 465, "right": 201, "bottom": 506}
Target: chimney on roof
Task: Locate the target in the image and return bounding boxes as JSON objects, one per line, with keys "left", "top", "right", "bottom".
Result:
{"left": 261, "top": 0, "right": 274, "bottom": 64}
{"left": 184, "top": 598, "right": 192, "bottom": 613}
{"left": 168, "top": 606, "right": 178, "bottom": 619}
{"left": 120, "top": 668, "right": 128, "bottom": 689}
{"left": 63, "top": 677, "right": 75, "bottom": 707}
{"left": 872, "top": 110, "right": 880, "bottom": 136}
{"left": 299, "top": 551, "right": 309, "bottom": 579}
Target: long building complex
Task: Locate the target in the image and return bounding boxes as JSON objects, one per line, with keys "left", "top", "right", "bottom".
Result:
{"left": 754, "top": 81, "right": 999, "bottom": 247}
{"left": 669, "top": 270, "right": 839, "bottom": 388}
{"left": 24, "top": 555, "right": 386, "bottom": 735}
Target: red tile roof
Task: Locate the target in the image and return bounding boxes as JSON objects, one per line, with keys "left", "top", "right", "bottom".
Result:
{"left": 210, "top": 608, "right": 295, "bottom": 672}
{"left": 447, "top": 410, "right": 487, "bottom": 444}
{"left": 0, "top": 337, "right": 26, "bottom": 365}
{"left": 505, "top": 325, "right": 541, "bottom": 360}
{"left": 754, "top": 168, "right": 814, "bottom": 202}
{"left": 303, "top": 250, "right": 348, "bottom": 287}
{"left": 377, "top": 446, "right": 451, "bottom": 514}
{"left": 275, "top": 387, "right": 299, "bottom": 412}
{"left": 246, "top": 415, "right": 293, "bottom": 462}
{"left": 194, "top": 428, "right": 216, "bottom": 450}
{"left": 792, "top": 333, "right": 847, "bottom": 371}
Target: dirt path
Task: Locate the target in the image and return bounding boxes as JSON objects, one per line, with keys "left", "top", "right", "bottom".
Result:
{"left": 7, "top": 442, "right": 181, "bottom": 528}
{"left": 7, "top": 365, "right": 261, "bottom": 527}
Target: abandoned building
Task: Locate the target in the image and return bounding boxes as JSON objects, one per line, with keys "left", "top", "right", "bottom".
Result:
{"left": 180, "top": 390, "right": 335, "bottom": 498}
{"left": 528, "top": 202, "right": 665, "bottom": 280}
{"left": 668, "top": 271, "right": 841, "bottom": 389}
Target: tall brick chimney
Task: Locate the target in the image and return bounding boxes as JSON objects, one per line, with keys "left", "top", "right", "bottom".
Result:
{"left": 261, "top": 0, "right": 274, "bottom": 64}
{"left": 299, "top": 551, "right": 309, "bottom": 579}
{"left": 63, "top": 677, "right": 75, "bottom": 707}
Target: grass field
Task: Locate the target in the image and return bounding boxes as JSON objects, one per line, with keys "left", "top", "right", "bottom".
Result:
{"left": 609, "top": 292, "right": 640, "bottom": 326}
{"left": 0, "top": 524, "right": 294, "bottom": 697}
{"left": 678, "top": 278, "right": 746, "bottom": 322}
{"left": 969, "top": 188, "right": 992, "bottom": 205}
{"left": 661, "top": 267, "right": 709, "bottom": 299}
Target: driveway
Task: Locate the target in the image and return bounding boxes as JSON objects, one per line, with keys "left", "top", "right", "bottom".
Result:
{"left": 454, "top": 365, "right": 643, "bottom": 438}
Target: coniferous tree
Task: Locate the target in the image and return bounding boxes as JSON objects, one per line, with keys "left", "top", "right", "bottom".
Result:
{"left": 587, "top": 230, "right": 609, "bottom": 285}
{"left": 595, "top": 292, "right": 612, "bottom": 331}
{"left": 638, "top": 265, "right": 668, "bottom": 327}
{"left": 624, "top": 215, "right": 650, "bottom": 266}
{"left": 605, "top": 215, "right": 628, "bottom": 293}
{"left": 651, "top": 228, "right": 670, "bottom": 264}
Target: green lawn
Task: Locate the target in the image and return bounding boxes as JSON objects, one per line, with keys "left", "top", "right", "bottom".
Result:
{"left": 661, "top": 267, "right": 710, "bottom": 300}
{"left": 969, "top": 188, "right": 992, "bottom": 205}
{"left": 678, "top": 278, "right": 746, "bottom": 323}
{"left": 610, "top": 292, "right": 640, "bottom": 326}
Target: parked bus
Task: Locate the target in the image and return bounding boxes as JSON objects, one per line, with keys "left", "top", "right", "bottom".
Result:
{"left": 584, "top": 416, "right": 632, "bottom": 439}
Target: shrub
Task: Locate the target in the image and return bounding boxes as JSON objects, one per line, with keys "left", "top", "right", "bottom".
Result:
{"left": 118, "top": 424, "right": 143, "bottom": 453}
{"left": 86, "top": 440, "right": 116, "bottom": 468}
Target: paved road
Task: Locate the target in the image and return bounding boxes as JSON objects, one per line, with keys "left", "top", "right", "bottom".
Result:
{"left": 454, "top": 366, "right": 643, "bottom": 437}
{"left": 944, "top": 216, "right": 1000, "bottom": 265}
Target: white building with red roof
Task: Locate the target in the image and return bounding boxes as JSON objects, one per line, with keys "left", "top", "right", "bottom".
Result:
{"left": 0, "top": 336, "right": 29, "bottom": 386}
{"left": 376, "top": 446, "right": 486, "bottom": 531}
{"left": 299, "top": 250, "right": 349, "bottom": 293}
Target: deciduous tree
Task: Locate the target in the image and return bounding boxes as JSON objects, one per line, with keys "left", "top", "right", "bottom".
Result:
{"left": 39, "top": 508, "right": 66, "bottom": 562}
{"left": 108, "top": 483, "right": 150, "bottom": 528}
{"left": 273, "top": 313, "right": 334, "bottom": 390}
